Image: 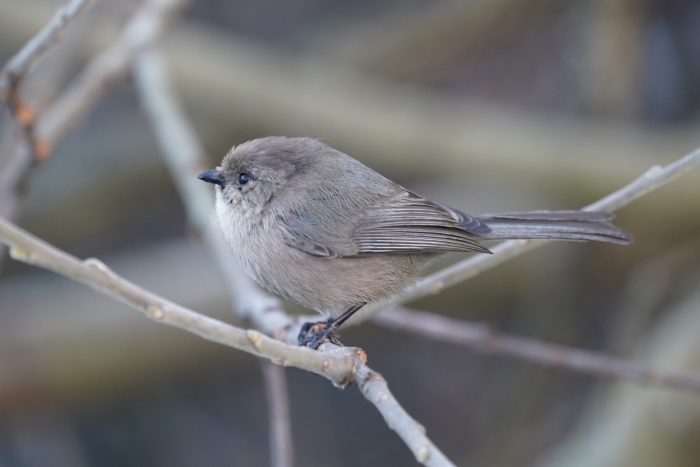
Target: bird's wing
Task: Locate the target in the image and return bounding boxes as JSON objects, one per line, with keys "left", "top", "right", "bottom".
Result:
{"left": 280, "top": 190, "right": 492, "bottom": 257}
{"left": 351, "top": 191, "right": 492, "bottom": 254}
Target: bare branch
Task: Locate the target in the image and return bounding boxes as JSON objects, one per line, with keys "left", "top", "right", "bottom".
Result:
{"left": 385, "top": 146, "right": 700, "bottom": 308}
{"left": 261, "top": 360, "right": 295, "bottom": 467}
{"left": 0, "top": 0, "right": 92, "bottom": 103}
{"left": 0, "top": 0, "right": 180, "bottom": 265}
{"left": 132, "top": 46, "right": 296, "bottom": 337}
{"left": 0, "top": 215, "right": 359, "bottom": 385}
{"left": 375, "top": 307, "right": 700, "bottom": 394}
{"left": 0, "top": 0, "right": 93, "bottom": 266}
{"left": 37, "top": 0, "right": 187, "bottom": 152}
{"left": 0, "top": 216, "right": 455, "bottom": 467}
{"left": 354, "top": 364, "right": 455, "bottom": 467}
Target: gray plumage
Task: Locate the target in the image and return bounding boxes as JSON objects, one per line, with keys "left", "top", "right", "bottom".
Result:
{"left": 203, "top": 136, "right": 631, "bottom": 319}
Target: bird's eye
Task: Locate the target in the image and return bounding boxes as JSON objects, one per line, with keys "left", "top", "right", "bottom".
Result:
{"left": 238, "top": 173, "right": 251, "bottom": 185}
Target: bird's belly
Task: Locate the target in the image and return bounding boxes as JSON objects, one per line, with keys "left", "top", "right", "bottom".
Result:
{"left": 241, "top": 240, "right": 423, "bottom": 317}
{"left": 216, "top": 201, "right": 426, "bottom": 317}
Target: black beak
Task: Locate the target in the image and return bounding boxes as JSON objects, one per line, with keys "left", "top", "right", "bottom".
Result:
{"left": 198, "top": 169, "right": 225, "bottom": 187}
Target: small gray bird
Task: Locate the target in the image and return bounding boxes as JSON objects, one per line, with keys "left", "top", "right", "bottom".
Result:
{"left": 199, "top": 136, "right": 631, "bottom": 348}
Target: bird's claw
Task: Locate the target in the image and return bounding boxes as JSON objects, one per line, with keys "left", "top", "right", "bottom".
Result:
{"left": 297, "top": 318, "right": 343, "bottom": 349}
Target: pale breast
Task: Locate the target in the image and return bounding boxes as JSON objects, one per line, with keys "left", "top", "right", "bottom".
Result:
{"left": 216, "top": 192, "right": 425, "bottom": 316}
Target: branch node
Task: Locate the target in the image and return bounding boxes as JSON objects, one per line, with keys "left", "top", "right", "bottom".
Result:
{"left": 430, "top": 281, "right": 445, "bottom": 294}
{"left": 9, "top": 244, "right": 31, "bottom": 262}
{"left": 83, "top": 257, "right": 110, "bottom": 273}
{"left": 644, "top": 165, "right": 664, "bottom": 178}
{"left": 415, "top": 445, "right": 430, "bottom": 463}
{"left": 246, "top": 329, "right": 264, "bottom": 349}
{"left": 14, "top": 102, "right": 36, "bottom": 126}
{"left": 146, "top": 305, "right": 165, "bottom": 321}
{"left": 35, "top": 140, "right": 52, "bottom": 161}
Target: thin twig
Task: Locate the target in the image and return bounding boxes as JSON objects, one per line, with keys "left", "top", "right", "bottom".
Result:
{"left": 1, "top": 0, "right": 177, "bottom": 263}
{"left": 375, "top": 307, "right": 700, "bottom": 393}
{"left": 131, "top": 47, "right": 296, "bottom": 335}
{"left": 0, "top": 217, "right": 454, "bottom": 467}
{"left": 0, "top": 0, "right": 93, "bottom": 267}
{"left": 261, "top": 360, "right": 295, "bottom": 467}
{"left": 37, "top": 0, "right": 187, "bottom": 152}
{"left": 385, "top": 146, "right": 700, "bottom": 307}
{"left": 0, "top": 0, "right": 92, "bottom": 160}
{"left": 0, "top": 0, "right": 92, "bottom": 104}
{"left": 354, "top": 364, "right": 455, "bottom": 467}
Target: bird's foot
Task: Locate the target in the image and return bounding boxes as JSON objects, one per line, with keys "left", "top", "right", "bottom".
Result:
{"left": 297, "top": 318, "right": 343, "bottom": 349}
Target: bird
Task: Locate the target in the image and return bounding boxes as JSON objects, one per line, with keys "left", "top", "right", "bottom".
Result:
{"left": 198, "top": 136, "right": 631, "bottom": 348}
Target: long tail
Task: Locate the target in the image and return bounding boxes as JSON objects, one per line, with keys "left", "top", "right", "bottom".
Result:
{"left": 476, "top": 210, "right": 632, "bottom": 244}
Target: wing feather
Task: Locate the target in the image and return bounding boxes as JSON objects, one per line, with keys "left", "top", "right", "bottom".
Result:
{"left": 280, "top": 189, "right": 491, "bottom": 257}
{"left": 351, "top": 192, "right": 491, "bottom": 255}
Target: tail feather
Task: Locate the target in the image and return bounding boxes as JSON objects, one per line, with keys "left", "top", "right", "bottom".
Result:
{"left": 476, "top": 210, "right": 632, "bottom": 245}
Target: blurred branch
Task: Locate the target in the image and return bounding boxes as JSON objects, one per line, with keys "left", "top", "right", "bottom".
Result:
{"left": 536, "top": 288, "right": 700, "bottom": 467}
{"left": 261, "top": 360, "right": 294, "bottom": 467}
{"left": 384, "top": 146, "right": 700, "bottom": 308}
{"left": 37, "top": 0, "right": 187, "bottom": 153}
{"left": 0, "top": 0, "right": 179, "bottom": 267}
{"left": 0, "top": 0, "right": 92, "bottom": 265}
{"left": 0, "top": 0, "right": 91, "bottom": 104}
{"left": 133, "top": 46, "right": 296, "bottom": 465}
{"left": 610, "top": 238, "right": 700, "bottom": 355}
{"left": 2, "top": 1, "right": 698, "bottom": 194}
{"left": 322, "top": 0, "right": 550, "bottom": 77}
{"left": 583, "top": 0, "right": 646, "bottom": 116}
{"left": 132, "top": 46, "right": 295, "bottom": 337}
{"left": 0, "top": 217, "right": 455, "bottom": 467}
{"left": 375, "top": 307, "right": 700, "bottom": 394}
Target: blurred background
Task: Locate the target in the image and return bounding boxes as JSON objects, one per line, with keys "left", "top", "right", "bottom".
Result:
{"left": 1, "top": 0, "right": 700, "bottom": 466}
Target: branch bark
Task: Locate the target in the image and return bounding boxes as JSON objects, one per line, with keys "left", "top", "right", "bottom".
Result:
{"left": 261, "top": 360, "right": 295, "bottom": 467}
{"left": 375, "top": 307, "right": 700, "bottom": 393}
{"left": 0, "top": 217, "right": 455, "bottom": 467}
{"left": 37, "top": 0, "right": 187, "bottom": 152}
{"left": 384, "top": 147, "right": 700, "bottom": 308}
{"left": 0, "top": 0, "right": 92, "bottom": 103}
{"left": 0, "top": 216, "right": 358, "bottom": 385}
{"left": 0, "top": 0, "right": 93, "bottom": 271}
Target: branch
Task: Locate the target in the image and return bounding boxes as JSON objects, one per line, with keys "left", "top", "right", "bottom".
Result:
{"left": 2, "top": 1, "right": 698, "bottom": 194}
{"left": 0, "top": 215, "right": 358, "bottom": 385}
{"left": 0, "top": 0, "right": 93, "bottom": 265}
{"left": 0, "top": 216, "right": 455, "bottom": 467}
{"left": 131, "top": 46, "right": 291, "bottom": 334}
{"left": 385, "top": 146, "right": 700, "bottom": 308}
{"left": 133, "top": 45, "right": 297, "bottom": 465}
{"left": 261, "top": 360, "right": 295, "bottom": 467}
{"left": 36, "top": 0, "right": 187, "bottom": 153}
{"left": 0, "top": 0, "right": 92, "bottom": 104}
{"left": 0, "top": 0, "right": 183, "bottom": 267}
{"left": 375, "top": 307, "right": 700, "bottom": 393}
